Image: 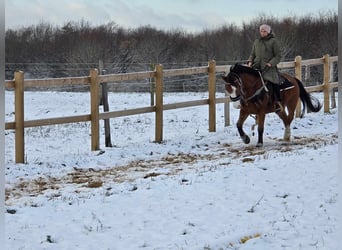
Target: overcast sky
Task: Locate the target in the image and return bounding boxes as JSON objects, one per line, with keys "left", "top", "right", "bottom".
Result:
{"left": 5, "top": 0, "right": 338, "bottom": 32}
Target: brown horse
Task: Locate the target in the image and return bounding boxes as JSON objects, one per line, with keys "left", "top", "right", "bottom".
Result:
{"left": 222, "top": 64, "right": 322, "bottom": 147}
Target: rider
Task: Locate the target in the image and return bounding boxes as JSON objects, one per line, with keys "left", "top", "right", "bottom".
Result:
{"left": 247, "top": 24, "right": 283, "bottom": 113}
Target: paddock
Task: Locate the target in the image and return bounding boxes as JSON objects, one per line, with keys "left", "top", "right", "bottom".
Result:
{"left": 5, "top": 55, "right": 338, "bottom": 163}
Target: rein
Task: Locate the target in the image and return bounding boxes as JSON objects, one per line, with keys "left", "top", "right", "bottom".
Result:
{"left": 244, "top": 85, "right": 266, "bottom": 102}
{"left": 227, "top": 70, "right": 269, "bottom": 103}
{"left": 258, "top": 71, "right": 269, "bottom": 92}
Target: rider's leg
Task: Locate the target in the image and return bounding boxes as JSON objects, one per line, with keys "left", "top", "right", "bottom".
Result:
{"left": 272, "top": 83, "right": 283, "bottom": 113}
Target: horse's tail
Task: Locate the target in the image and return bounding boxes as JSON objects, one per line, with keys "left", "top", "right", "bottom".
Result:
{"left": 296, "top": 78, "right": 322, "bottom": 117}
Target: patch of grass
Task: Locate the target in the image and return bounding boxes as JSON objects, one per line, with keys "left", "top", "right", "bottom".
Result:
{"left": 242, "top": 157, "right": 254, "bottom": 163}
{"left": 239, "top": 233, "right": 261, "bottom": 244}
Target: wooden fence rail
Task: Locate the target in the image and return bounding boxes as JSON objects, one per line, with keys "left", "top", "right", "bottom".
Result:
{"left": 5, "top": 55, "right": 338, "bottom": 163}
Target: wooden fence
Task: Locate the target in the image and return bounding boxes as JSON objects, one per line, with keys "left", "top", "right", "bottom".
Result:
{"left": 5, "top": 55, "right": 338, "bottom": 163}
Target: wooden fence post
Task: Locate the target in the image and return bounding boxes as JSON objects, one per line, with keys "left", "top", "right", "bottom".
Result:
{"left": 90, "top": 69, "right": 100, "bottom": 151}
{"left": 294, "top": 56, "right": 302, "bottom": 117}
{"left": 208, "top": 60, "right": 216, "bottom": 132}
{"left": 323, "top": 54, "right": 330, "bottom": 113}
{"left": 330, "top": 60, "right": 336, "bottom": 109}
{"left": 101, "top": 74, "right": 113, "bottom": 147}
{"left": 155, "top": 64, "right": 163, "bottom": 143}
{"left": 150, "top": 63, "right": 155, "bottom": 106}
{"left": 98, "top": 60, "right": 104, "bottom": 105}
{"left": 14, "top": 71, "right": 25, "bottom": 163}
{"left": 98, "top": 60, "right": 112, "bottom": 147}
{"left": 224, "top": 91, "right": 230, "bottom": 127}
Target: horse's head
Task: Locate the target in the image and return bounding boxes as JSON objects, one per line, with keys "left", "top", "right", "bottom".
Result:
{"left": 221, "top": 65, "right": 246, "bottom": 108}
{"left": 222, "top": 64, "right": 264, "bottom": 108}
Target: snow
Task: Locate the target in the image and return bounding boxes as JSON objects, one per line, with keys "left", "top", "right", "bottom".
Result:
{"left": 4, "top": 91, "right": 338, "bottom": 249}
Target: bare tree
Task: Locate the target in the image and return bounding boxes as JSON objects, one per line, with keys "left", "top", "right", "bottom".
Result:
{"left": 5, "top": 12, "right": 337, "bottom": 84}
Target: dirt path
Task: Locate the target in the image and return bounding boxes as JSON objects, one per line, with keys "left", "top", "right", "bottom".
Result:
{"left": 5, "top": 133, "right": 338, "bottom": 205}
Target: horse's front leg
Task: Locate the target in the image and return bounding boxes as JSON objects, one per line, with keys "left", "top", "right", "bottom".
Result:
{"left": 256, "top": 113, "right": 266, "bottom": 147}
{"left": 237, "top": 110, "right": 250, "bottom": 144}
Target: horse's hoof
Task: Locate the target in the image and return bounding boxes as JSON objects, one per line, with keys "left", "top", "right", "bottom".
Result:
{"left": 242, "top": 135, "right": 250, "bottom": 144}
{"left": 256, "top": 142, "right": 263, "bottom": 147}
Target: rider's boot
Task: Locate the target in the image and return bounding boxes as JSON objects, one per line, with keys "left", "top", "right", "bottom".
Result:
{"left": 273, "top": 84, "right": 283, "bottom": 113}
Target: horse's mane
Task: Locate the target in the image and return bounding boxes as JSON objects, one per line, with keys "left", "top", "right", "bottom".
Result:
{"left": 230, "top": 64, "right": 260, "bottom": 77}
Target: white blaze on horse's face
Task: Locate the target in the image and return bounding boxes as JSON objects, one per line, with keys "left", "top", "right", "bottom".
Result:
{"left": 223, "top": 70, "right": 241, "bottom": 109}
{"left": 227, "top": 86, "right": 241, "bottom": 109}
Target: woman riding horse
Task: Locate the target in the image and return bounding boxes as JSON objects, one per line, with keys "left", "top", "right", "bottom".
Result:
{"left": 247, "top": 24, "right": 282, "bottom": 113}
{"left": 222, "top": 64, "right": 322, "bottom": 147}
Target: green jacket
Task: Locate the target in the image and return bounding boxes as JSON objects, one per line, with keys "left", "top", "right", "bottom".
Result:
{"left": 248, "top": 33, "right": 282, "bottom": 84}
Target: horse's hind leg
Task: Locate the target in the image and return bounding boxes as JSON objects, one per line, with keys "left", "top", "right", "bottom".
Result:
{"left": 284, "top": 125, "right": 291, "bottom": 141}
{"left": 237, "top": 111, "right": 250, "bottom": 144}
{"left": 277, "top": 105, "right": 295, "bottom": 141}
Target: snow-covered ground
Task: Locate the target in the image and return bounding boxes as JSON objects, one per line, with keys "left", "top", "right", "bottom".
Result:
{"left": 4, "top": 91, "right": 338, "bottom": 249}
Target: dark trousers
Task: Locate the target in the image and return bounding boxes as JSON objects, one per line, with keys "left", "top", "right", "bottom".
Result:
{"left": 272, "top": 84, "right": 281, "bottom": 102}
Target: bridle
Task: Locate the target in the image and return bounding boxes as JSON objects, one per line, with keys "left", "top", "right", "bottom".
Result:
{"left": 226, "top": 70, "right": 269, "bottom": 103}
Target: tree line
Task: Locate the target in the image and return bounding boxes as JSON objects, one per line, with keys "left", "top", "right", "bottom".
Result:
{"left": 5, "top": 11, "right": 337, "bottom": 83}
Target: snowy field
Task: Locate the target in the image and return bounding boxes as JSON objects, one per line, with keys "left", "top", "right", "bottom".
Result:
{"left": 4, "top": 91, "right": 338, "bottom": 250}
